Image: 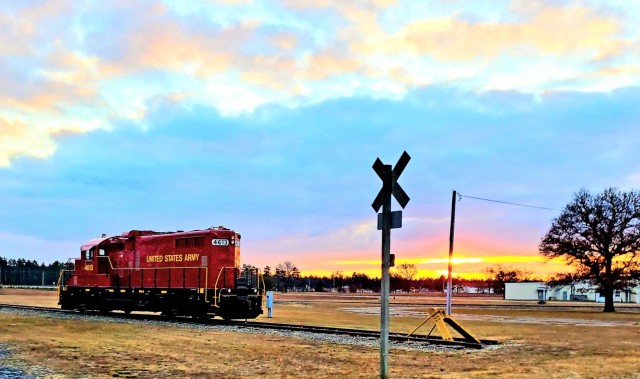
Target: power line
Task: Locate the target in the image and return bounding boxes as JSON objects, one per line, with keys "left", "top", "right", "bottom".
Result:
{"left": 458, "top": 193, "right": 561, "bottom": 211}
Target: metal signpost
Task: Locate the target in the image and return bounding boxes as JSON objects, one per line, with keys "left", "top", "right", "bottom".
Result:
{"left": 372, "top": 151, "right": 410, "bottom": 379}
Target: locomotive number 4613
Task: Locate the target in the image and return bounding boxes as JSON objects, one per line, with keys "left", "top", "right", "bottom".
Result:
{"left": 212, "top": 239, "right": 229, "bottom": 246}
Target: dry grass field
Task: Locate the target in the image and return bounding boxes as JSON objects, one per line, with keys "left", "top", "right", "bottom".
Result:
{"left": 2, "top": 288, "right": 640, "bottom": 378}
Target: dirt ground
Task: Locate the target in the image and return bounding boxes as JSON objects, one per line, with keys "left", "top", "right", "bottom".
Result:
{"left": 0, "top": 288, "right": 60, "bottom": 308}
{"left": 2, "top": 289, "right": 640, "bottom": 378}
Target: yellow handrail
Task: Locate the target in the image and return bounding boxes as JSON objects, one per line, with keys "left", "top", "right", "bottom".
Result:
{"left": 213, "top": 267, "right": 239, "bottom": 307}
{"left": 98, "top": 255, "right": 115, "bottom": 270}
{"left": 65, "top": 257, "right": 264, "bottom": 309}
{"left": 213, "top": 267, "right": 264, "bottom": 307}
{"left": 94, "top": 256, "right": 210, "bottom": 301}
{"left": 259, "top": 270, "right": 267, "bottom": 308}
{"left": 71, "top": 255, "right": 279, "bottom": 307}
{"left": 56, "top": 269, "right": 70, "bottom": 301}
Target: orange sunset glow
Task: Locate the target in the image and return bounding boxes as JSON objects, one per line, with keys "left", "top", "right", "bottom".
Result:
{"left": 300, "top": 255, "right": 570, "bottom": 280}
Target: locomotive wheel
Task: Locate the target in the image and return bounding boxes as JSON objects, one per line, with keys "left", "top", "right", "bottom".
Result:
{"left": 161, "top": 310, "right": 176, "bottom": 320}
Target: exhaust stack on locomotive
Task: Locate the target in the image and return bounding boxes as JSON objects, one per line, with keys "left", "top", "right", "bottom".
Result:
{"left": 58, "top": 226, "right": 264, "bottom": 320}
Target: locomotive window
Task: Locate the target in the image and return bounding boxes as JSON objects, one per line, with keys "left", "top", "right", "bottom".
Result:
{"left": 99, "top": 249, "right": 105, "bottom": 256}
{"left": 83, "top": 248, "right": 94, "bottom": 261}
{"left": 175, "top": 237, "right": 203, "bottom": 248}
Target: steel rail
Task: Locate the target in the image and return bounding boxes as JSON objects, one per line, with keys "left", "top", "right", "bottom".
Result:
{"left": 273, "top": 299, "right": 640, "bottom": 311}
{"left": 0, "top": 303, "right": 495, "bottom": 349}
{"left": 0, "top": 303, "right": 70, "bottom": 313}
{"left": 228, "top": 320, "right": 496, "bottom": 349}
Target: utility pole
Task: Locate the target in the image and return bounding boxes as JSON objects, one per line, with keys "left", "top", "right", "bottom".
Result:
{"left": 446, "top": 190, "right": 456, "bottom": 315}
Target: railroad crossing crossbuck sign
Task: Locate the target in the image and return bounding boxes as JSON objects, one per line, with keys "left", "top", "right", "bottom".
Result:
{"left": 372, "top": 150, "right": 411, "bottom": 215}
{"left": 371, "top": 150, "right": 410, "bottom": 379}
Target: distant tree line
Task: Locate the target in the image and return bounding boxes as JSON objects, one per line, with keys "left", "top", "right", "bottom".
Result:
{"left": 0, "top": 257, "right": 70, "bottom": 286}
{"left": 2, "top": 255, "right": 539, "bottom": 293}
{"left": 251, "top": 261, "right": 539, "bottom": 294}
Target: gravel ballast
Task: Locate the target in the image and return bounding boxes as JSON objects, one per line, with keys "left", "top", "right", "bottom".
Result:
{"left": 0, "top": 307, "right": 463, "bottom": 353}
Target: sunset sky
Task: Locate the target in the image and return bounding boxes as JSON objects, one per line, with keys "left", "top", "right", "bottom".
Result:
{"left": 2, "top": 0, "right": 640, "bottom": 279}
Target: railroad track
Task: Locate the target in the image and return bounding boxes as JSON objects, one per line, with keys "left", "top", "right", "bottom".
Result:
{"left": 0, "top": 303, "right": 496, "bottom": 349}
{"left": 275, "top": 299, "right": 640, "bottom": 311}
{"left": 227, "top": 320, "right": 497, "bottom": 349}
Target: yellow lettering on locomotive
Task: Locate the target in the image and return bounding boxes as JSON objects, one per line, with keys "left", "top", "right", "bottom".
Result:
{"left": 84, "top": 264, "right": 94, "bottom": 271}
{"left": 184, "top": 253, "right": 199, "bottom": 262}
{"left": 146, "top": 255, "right": 163, "bottom": 263}
{"left": 164, "top": 254, "right": 183, "bottom": 262}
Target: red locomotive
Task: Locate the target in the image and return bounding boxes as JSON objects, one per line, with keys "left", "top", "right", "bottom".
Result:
{"left": 58, "top": 226, "right": 263, "bottom": 320}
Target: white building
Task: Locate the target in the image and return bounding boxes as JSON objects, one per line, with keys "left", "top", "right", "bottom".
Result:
{"left": 504, "top": 282, "right": 549, "bottom": 301}
{"left": 504, "top": 282, "right": 640, "bottom": 303}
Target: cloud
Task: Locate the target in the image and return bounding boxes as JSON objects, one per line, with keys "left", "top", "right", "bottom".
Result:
{"left": 269, "top": 32, "right": 299, "bottom": 50}
{"left": 390, "top": 6, "right": 619, "bottom": 60}
{"left": 0, "top": 230, "right": 78, "bottom": 262}
{"left": 1, "top": 0, "right": 640, "bottom": 167}
{"left": 0, "top": 117, "right": 40, "bottom": 167}
{"left": 0, "top": 114, "right": 109, "bottom": 167}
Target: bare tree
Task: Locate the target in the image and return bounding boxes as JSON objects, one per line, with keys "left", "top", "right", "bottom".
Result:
{"left": 275, "top": 261, "right": 300, "bottom": 292}
{"left": 396, "top": 263, "right": 418, "bottom": 281}
{"left": 540, "top": 188, "right": 640, "bottom": 312}
{"left": 395, "top": 263, "right": 418, "bottom": 292}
